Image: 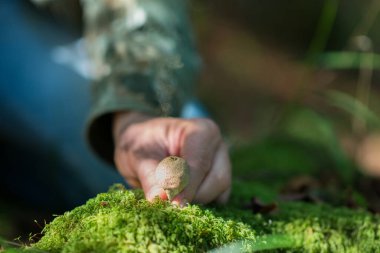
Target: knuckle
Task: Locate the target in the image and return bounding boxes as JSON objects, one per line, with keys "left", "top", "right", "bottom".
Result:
{"left": 191, "top": 118, "right": 221, "bottom": 139}
{"left": 188, "top": 158, "right": 210, "bottom": 175}
{"left": 201, "top": 118, "right": 220, "bottom": 132}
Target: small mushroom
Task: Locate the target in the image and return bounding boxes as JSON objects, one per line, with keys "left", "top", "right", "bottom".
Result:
{"left": 155, "top": 156, "right": 190, "bottom": 201}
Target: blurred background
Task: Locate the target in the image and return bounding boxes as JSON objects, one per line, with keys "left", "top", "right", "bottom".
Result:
{"left": 1, "top": 0, "right": 380, "bottom": 243}
{"left": 193, "top": 0, "right": 380, "bottom": 140}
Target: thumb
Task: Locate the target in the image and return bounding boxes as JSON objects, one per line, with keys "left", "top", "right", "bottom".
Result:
{"left": 136, "top": 159, "right": 166, "bottom": 201}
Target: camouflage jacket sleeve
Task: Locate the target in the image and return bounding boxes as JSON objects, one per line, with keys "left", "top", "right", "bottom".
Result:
{"left": 81, "top": 0, "right": 201, "bottom": 163}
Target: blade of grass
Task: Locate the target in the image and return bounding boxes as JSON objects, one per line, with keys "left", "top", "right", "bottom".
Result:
{"left": 353, "top": 44, "right": 374, "bottom": 135}
{"left": 325, "top": 90, "right": 380, "bottom": 129}
{"left": 0, "top": 237, "right": 47, "bottom": 253}
{"left": 306, "top": 0, "right": 340, "bottom": 63}
{"left": 284, "top": 0, "right": 339, "bottom": 118}
{"left": 318, "top": 52, "right": 380, "bottom": 70}
{"left": 348, "top": 0, "right": 380, "bottom": 42}
{"left": 209, "top": 234, "right": 297, "bottom": 253}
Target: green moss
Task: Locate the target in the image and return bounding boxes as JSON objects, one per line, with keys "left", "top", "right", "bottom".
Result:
{"left": 32, "top": 185, "right": 257, "bottom": 253}
{"left": 271, "top": 203, "right": 380, "bottom": 252}
{"left": 8, "top": 135, "right": 380, "bottom": 252}
{"left": 27, "top": 184, "right": 380, "bottom": 253}
{"left": 215, "top": 201, "right": 380, "bottom": 252}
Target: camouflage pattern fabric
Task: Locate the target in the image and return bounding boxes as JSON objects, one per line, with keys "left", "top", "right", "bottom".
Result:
{"left": 32, "top": 0, "right": 201, "bottom": 163}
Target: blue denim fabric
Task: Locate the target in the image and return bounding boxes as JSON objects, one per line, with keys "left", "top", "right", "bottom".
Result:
{"left": 0, "top": 0, "right": 124, "bottom": 211}
{"left": 180, "top": 99, "right": 210, "bottom": 119}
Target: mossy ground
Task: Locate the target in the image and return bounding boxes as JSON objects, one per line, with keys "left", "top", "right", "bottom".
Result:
{"left": 2, "top": 136, "right": 380, "bottom": 252}
{"left": 14, "top": 186, "right": 378, "bottom": 253}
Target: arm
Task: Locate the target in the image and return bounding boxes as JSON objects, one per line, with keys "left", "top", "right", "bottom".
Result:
{"left": 82, "top": 0, "right": 231, "bottom": 204}
{"left": 83, "top": 0, "right": 202, "bottom": 163}
{"left": 30, "top": 0, "right": 231, "bottom": 204}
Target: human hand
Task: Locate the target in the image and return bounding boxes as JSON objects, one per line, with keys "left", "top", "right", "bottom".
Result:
{"left": 113, "top": 111, "right": 231, "bottom": 205}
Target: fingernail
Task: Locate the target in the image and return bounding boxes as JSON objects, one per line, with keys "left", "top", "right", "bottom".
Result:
{"left": 180, "top": 198, "right": 189, "bottom": 208}
{"left": 172, "top": 199, "right": 181, "bottom": 206}
{"left": 146, "top": 188, "right": 163, "bottom": 202}
{"left": 172, "top": 198, "right": 188, "bottom": 208}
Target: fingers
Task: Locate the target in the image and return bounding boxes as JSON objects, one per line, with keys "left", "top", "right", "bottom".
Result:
{"left": 113, "top": 116, "right": 231, "bottom": 205}
{"left": 179, "top": 119, "right": 222, "bottom": 203}
{"left": 193, "top": 143, "right": 231, "bottom": 204}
